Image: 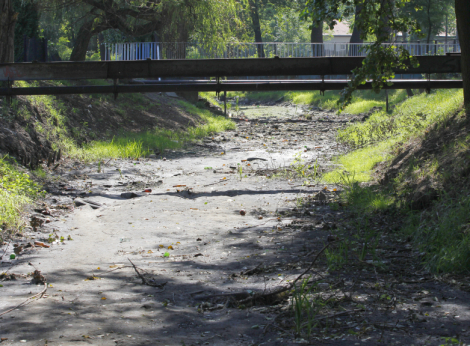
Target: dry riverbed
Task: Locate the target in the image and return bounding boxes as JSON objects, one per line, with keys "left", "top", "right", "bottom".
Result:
{"left": 1, "top": 105, "right": 470, "bottom": 346}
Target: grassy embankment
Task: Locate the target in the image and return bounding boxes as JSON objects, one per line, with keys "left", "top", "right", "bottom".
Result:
{"left": 65, "top": 100, "right": 235, "bottom": 161}
{"left": 0, "top": 82, "right": 235, "bottom": 234}
{"left": 321, "top": 89, "right": 470, "bottom": 273}
{"left": 14, "top": 80, "right": 235, "bottom": 161}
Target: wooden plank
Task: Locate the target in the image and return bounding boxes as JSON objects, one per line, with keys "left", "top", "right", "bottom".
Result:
{"left": 0, "top": 80, "right": 462, "bottom": 96}
{"left": 0, "top": 56, "right": 462, "bottom": 81}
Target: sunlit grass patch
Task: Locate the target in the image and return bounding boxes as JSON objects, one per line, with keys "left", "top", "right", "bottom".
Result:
{"left": 323, "top": 140, "right": 395, "bottom": 183}
{"left": 66, "top": 99, "right": 235, "bottom": 161}
{"left": 201, "top": 89, "right": 408, "bottom": 115}
{"left": 0, "top": 156, "right": 42, "bottom": 233}
{"left": 338, "top": 89, "right": 463, "bottom": 147}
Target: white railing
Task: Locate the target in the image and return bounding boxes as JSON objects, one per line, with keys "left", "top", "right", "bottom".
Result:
{"left": 103, "top": 41, "right": 461, "bottom": 61}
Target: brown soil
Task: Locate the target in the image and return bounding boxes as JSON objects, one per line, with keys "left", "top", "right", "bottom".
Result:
{"left": 376, "top": 110, "right": 470, "bottom": 209}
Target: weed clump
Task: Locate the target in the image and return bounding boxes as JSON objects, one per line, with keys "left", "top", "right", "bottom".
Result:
{"left": 0, "top": 156, "right": 43, "bottom": 234}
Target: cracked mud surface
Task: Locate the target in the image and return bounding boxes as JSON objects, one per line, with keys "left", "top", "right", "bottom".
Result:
{"left": 1, "top": 107, "right": 470, "bottom": 346}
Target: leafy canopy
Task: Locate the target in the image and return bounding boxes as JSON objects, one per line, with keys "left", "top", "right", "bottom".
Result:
{"left": 302, "top": 0, "right": 422, "bottom": 109}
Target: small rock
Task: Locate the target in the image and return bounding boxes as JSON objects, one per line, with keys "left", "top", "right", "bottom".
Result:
{"left": 120, "top": 192, "right": 140, "bottom": 199}
{"left": 74, "top": 198, "right": 87, "bottom": 207}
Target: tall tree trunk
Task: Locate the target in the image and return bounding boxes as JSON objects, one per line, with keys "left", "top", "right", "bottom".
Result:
{"left": 248, "top": 0, "right": 264, "bottom": 58}
{"left": 98, "top": 33, "right": 105, "bottom": 60}
{"left": 426, "top": 0, "right": 432, "bottom": 45}
{"left": 349, "top": 5, "right": 363, "bottom": 56}
{"left": 310, "top": 20, "right": 323, "bottom": 56}
{"left": 0, "top": 0, "right": 17, "bottom": 63}
{"left": 70, "top": 19, "right": 94, "bottom": 61}
{"left": 378, "top": 0, "right": 393, "bottom": 42}
{"left": 455, "top": 0, "right": 470, "bottom": 109}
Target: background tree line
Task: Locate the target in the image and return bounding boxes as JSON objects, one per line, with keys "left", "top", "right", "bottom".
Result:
{"left": 0, "top": 0, "right": 457, "bottom": 62}
{"left": 0, "top": 0, "right": 467, "bottom": 105}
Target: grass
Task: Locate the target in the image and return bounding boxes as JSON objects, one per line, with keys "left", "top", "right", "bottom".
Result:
{"left": 200, "top": 89, "right": 408, "bottom": 115}
{"left": 323, "top": 140, "right": 395, "bottom": 183}
{"left": 324, "top": 89, "right": 463, "bottom": 184}
{"left": 11, "top": 81, "right": 235, "bottom": 162}
{"left": 404, "top": 192, "right": 470, "bottom": 273}
{"left": 64, "top": 99, "right": 235, "bottom": 161}
{"left": 321, "top": 88, "right": 470, "bottom": 273}
{"left": 0, "top": 155, "right": 43, "bottom": 235}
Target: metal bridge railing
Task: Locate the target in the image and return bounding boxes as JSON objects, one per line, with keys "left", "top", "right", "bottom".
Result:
{"left": 103, "top": 41, "right": 461, "bottom": 61}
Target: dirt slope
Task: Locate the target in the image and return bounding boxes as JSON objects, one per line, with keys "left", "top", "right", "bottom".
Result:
{"left": 0, "top": 86, "right": 205, "bottom": 167}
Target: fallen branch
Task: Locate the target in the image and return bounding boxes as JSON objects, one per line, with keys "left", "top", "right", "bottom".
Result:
{"left": 128, "top": 258, "right": 167, "bottom": 289}
{"left": 193, "top": 241, "right": 335, "bottom": 305}
{"left": 241, "top": 241, "right": 334, "bottom": 306}
{"left": 0, "top": 282, "right": 47, "bottom": 317}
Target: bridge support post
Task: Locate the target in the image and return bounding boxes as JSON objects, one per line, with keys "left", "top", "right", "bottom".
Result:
{"left": 386, "top": 90, "right": 389, "bottom": 112}
{"left": 224, "top": 91, "right": 227, "bottom": 115}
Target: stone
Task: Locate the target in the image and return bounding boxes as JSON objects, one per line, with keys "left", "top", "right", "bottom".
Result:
{"left": 120, "top": 192, "right": 140, "bottom": 199}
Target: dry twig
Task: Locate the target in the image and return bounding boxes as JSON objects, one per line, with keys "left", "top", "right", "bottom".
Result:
{"left": 0, "top": 283, "right": 47, "bottom": 317}
{"left": 128, "top": 258, "right": 167, "bottom": 289}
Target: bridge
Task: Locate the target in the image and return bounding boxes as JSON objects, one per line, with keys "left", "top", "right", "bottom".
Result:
{"left": 103, "top": 41, "right": 461, "bottom": 61}
{"left": 0, "top": 55, "right": 463, "bottom": 100}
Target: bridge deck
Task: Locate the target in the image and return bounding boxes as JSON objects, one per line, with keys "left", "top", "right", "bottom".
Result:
{"left": 0, "top": 56, "right": 461, "bottom": 82}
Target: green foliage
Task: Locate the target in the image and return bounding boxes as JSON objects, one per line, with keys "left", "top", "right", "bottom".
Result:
{"left": 291, "top": 278, "right": 322, "bottom": 338}
{"left": 324, "top": 88, "right": 470, "bottom": 273}
{"left": 337, "top": 89, "right": 463, "bottom": 147}
{"left": 0, "top": 156, "right": 42, "bottom": 232}
{"left": 202, "top": 89, "right": 407, "bottom": 114}
{"left": 402, "top": 0, "right": 455, "bottom": 43}
{"left": 302, "top": 0, "right": 422, "bottom": 109}
{"left": 64, "top": 99, "right": 235, "bottom": 161}
{"left": 324, "top": 90, "right": 462, "bottom": 184}
{"left": 404, "top": 192, "right": 470, "bottom": 273}
{"left": 260, "top": 2, "right": 310, "bottom": 43}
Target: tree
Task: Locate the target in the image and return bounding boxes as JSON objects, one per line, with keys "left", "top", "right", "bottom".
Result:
{"left": 455, "top": 0, "right": 470, "bottom": 107}
{"left": 38, "top": 0, "right": 241, "bottom": 61}
{"left": 402, "top": 0, "right": 454, "bottom": 45}
{"left": 349, "top": 5, "right": 363, "bottom": 56}
{"left": 0, "top": 0, "right": 17, "bottom": 64}
{"left": 303, "top": 0, "right": 469, "bottom": 108}
{"left": 13, "top": 0, "right": 40, "bottom": 62}
{"left": 248, "top": 0, "right": 265, "bottom": 57}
